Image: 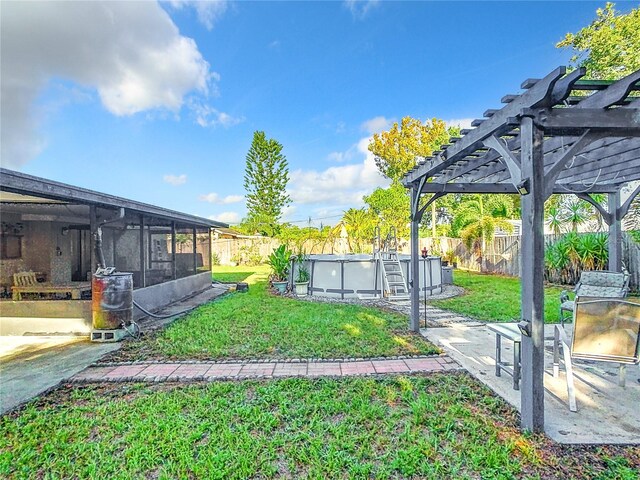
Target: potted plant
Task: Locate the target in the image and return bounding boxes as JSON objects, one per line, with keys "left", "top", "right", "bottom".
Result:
{"left": 268, "top": 245, "right": 292, "bottom": 294}
{"left": 444, "top": 249, "right": 457, "bottom": 268}
{"left": 294, "top": 254, "right": 310, "bottom": 296}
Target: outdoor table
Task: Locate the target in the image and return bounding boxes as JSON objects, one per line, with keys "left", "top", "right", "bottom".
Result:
{"left": 487, "top": 323, "right": 521, "bottom": 390}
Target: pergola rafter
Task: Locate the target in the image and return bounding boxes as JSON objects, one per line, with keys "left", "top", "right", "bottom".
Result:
{"left": 401, "top": 67, "right": 640, "bottom": 433}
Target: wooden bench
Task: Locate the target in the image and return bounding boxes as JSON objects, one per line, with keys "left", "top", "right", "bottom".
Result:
{"left": 487, "top": 323, "right": 522, "bottom": 390}
{"left": 11, "top": 272, "right": 91, "bottom": 301}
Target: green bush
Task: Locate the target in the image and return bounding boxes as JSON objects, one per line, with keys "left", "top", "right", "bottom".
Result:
{"left": 231, "top": 244, "right": 263, "bottom": 266}
{"left": 268, "top": 244, "right": 292, "bottom": 281}
{"left": 544, "top": 232, "right": 608, "bottom": 284}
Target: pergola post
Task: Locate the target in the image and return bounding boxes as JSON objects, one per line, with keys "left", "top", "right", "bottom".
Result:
{"left": 519, "top": 116, "right": 546, "bottom": 432}
{"left": 608, "top": 191, "right": 622, "bottom": 272}
{"left": 410, "top": 185, "right": 421, "bottom": 332}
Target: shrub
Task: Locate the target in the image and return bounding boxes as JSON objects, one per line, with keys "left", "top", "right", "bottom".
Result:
{"left": 268, "top": 245, "right": 292, "bottom": 282}
{"left": 544, "top": 232, "right": 608, "bottom": 284}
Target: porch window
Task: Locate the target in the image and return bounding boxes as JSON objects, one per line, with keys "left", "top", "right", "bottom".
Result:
{"left": 0, "top": 234, "right": 22, "bottom": 259}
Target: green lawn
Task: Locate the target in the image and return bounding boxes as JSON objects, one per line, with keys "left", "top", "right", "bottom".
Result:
{"left": 432, "top": 270, "right": 566, "bottom": 323}
{"left": 109, "top": 266, "right": 438, "bottom": 361}
{"left": 2, "top": 375, "right": 638, "bottom": 479}
{"left": 212, "top": 264, "right": 270, "bottom": 284}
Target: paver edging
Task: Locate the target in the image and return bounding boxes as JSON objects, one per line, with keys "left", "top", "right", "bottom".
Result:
{"left": 94, "top": 353, "right": 449, "bottom": 367}
{"left": 68, "top": 367, "right": 462, "bottom": 385}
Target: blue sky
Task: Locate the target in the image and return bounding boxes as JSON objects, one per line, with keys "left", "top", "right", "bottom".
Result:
{"left": 2, "top": 1, "right": 635, "bottom": 227}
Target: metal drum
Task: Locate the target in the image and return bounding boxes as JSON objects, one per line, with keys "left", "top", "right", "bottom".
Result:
{"left": 92, "top": 272, "right": 133, "bottom": 329}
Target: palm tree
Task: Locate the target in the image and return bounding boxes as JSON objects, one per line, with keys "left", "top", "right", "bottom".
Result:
{"left": 546, "top": 206, "right": 563, "bottom": 235}
{"left": 566, "top": 199, "right": 590, "bottom": 232}
{"left": 453, "top": 194, "right": 515, "bottom": 271}
{"left": 342, "top": 208, "right": 375, "bottom": 253}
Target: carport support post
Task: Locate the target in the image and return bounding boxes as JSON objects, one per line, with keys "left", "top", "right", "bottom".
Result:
{"left": 90, "top": 205, "right": 97, "bottom": 273}
{"left": 139, "top": 215, "right": 146, "bottom": 287}
{"left": 519, "top": 116, "right": 545, "bottom": 432}
{"left": 192, "top": 226, "right": 198, "bottom": 274}
{"left": 171, "top": 221, "right": 177, "bottom": 280}
{"left": 410, "top": 185, "right": 421, "bottom": 332}
{"left": 608, "top": 191, "right": 622, "bottom": 272}
{"left": 208, "top": 228, "right": 213, "bottom": 273}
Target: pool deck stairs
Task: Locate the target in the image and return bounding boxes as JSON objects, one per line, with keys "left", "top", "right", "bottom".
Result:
{"left": 379, "top": 251, "right": 410, "bottom": 301}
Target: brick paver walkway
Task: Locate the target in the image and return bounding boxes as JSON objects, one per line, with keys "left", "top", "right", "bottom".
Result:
{"left": 71, "top": 356, "right": 459, "bottom": 383}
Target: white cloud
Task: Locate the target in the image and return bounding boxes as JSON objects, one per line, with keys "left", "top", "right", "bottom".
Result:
{"left": 169, "top": 0, "right": 229, "bottom": 30}
{"left": 1, "top": 1, "right": 218, "bottom": 168}
{"left": 163, "top": 174, "right": 187, "bottom": 186}
{"left": 199, "top": 193, "right": 244, "bottom": 204}
{"left": 445, "top": 118, "right": 475, "bottom": 130}
{"left": 360, "top": 115, "right": 393, "bottom": 134}
{"left": 209, "top": 211, "right": 241, "bottom": 224}
{"left": 190, "top": 100, "right": 245, "bottom": 128}
{"left": 200, "top": 193, "right": 220, "bottom": 203}
{"left": 268, "top": 40, "right": 281, "bottom": 49}
{"left": 289, "top": 136, "right": 389, "bottom": 207}
{"left": 222, "top": 194, "right": 244, "bottom": 204}
{"left": 344, "top": 0, "right": 380, "bottom": 20}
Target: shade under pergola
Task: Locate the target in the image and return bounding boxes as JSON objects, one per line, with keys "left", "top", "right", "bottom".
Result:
{"left": 401, "top": 66, "right": 640, "bottom": 432}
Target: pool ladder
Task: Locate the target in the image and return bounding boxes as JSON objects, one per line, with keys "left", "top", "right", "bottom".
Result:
{"left": 374, "top": 227, "right": 410, "bottom": 301}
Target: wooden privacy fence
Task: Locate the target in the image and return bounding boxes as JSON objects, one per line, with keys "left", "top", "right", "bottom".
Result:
{"left": 213, "top": 234, "right": 639, "bottom": 291}
{"left": 417, "top": 234, "right": 639, "bottom": 292}
{"left": 211, "top": 236, "right": 371, "bottom": 265}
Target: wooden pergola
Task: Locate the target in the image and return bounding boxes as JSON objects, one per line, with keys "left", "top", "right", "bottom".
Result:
{"left": 401, "top": 66, "right": 640, "bottom": 432}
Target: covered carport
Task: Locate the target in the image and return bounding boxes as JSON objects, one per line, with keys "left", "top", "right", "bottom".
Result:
{"left": 402, "top": 66, "right": 640, "bottom": 432}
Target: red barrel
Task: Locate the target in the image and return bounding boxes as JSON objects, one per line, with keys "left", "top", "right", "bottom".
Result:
{"left": 92, "top": 272, "right": 133, "bottom": 329}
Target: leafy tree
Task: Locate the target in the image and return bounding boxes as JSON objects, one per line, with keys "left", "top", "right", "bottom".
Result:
{"left": 557, "top": 2, "right": 640, "bottom": 79}
{"left": 367, "top": 116, "right": 459, "bottom": 236}
{"left": 242, "top": 131, "right": 291, "bottom": 236}
{"left": 368, "top": 117, "right": 455, "bottom": 181}
{"left": 363, "top": 181, "right": 411, "bottom": 238}
{"left": 277, "top": 223, "right": 326, "bottom": 253}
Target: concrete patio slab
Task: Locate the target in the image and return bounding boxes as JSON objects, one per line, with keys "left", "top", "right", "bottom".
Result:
{"left": 422, "top": 323, "right": 640, "bottom": 444}
{"left": 0, "top": 284, "right": 230, "bottom": 415}
{"left": 0, "top": 336, "right": 119, "bottom": 415}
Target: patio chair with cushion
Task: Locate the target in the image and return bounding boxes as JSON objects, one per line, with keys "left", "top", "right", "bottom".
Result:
{"left": 553, "top": 297, "right": 640, "bottom": 412}
{"left": 559, "top": 270, "right": 630, "bottom": 326}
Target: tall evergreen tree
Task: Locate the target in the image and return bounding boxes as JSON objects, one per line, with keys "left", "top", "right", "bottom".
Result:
{"left": 242, "top": 131, "right": 291, "bottom": 236}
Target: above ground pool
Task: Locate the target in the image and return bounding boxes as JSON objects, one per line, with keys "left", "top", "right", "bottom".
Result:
{"left": 289, "top": 254, "right": 442, "bottom": 300}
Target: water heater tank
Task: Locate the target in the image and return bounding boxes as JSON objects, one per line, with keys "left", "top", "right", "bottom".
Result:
{"left": 92, "top": 272, "right": 133, "bottom": 330}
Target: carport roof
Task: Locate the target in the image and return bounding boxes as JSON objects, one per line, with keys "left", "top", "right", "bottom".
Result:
{"left": 0, "top": 168, "right": 228, "bottom": 228}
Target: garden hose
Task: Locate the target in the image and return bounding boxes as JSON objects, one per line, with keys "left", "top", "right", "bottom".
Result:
{"left": 132, "top": 299, "right": 199, "bottom": 320}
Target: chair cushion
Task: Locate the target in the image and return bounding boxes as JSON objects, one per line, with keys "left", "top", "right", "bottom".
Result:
{"left": 579, "top": 285, "right": 625, "bottom": 297}
{"left": 579, "top": 271, "right": 626, "bottom": 288}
